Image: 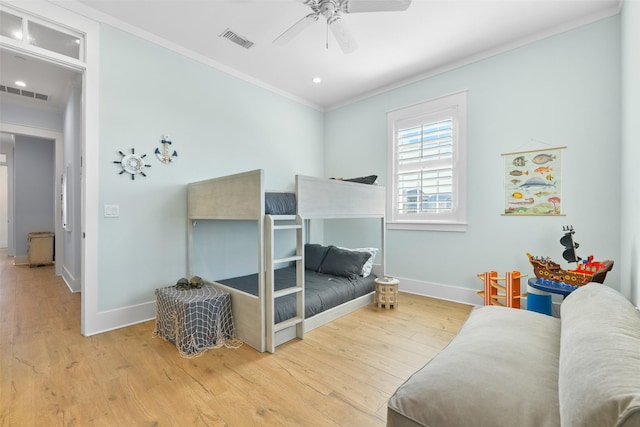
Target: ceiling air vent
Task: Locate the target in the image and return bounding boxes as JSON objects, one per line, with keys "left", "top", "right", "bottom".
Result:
{"left": 0, "top": 84, "right": 49, "bottom": 101}
{"left": 220, "top": 28, "right": 254, "bottom": 49}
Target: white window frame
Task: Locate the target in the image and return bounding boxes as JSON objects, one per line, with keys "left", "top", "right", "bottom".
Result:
{"left": 387, "top": 91, "right": 467, "bottom": 232}
{"left": 0, "top": 5, "right": 85, "bottom": 62}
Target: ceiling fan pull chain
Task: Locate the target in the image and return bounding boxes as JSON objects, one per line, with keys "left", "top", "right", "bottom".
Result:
{"left": 325, "top": 19, "right": 329, "bottom": 49}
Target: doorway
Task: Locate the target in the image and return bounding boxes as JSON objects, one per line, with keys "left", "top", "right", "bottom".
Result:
{"left": 0, "top": 122, "right": 69, "bottom": 271}
{"left": 4, "top": 133, "right": 58, "bottom": 263}
{"left": 0, "top": 1, "right": 99, "bottom": 335}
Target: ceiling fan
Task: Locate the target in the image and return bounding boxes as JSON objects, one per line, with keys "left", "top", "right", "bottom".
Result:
{"left": 273, "top": 0, "right": 412, "bottom": 54}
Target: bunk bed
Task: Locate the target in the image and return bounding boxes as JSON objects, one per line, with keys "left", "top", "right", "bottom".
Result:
{"left": 187, "top": 169, "right": 385, "bottom": 353}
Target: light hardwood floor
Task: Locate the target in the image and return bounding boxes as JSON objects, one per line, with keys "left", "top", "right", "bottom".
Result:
{"left": 0, "top": 249, "right": 473, "bottom": 426}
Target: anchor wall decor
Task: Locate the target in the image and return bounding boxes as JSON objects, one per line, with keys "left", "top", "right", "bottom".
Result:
{"left": 155, "top": 134, "right": 178, "bottom": 164}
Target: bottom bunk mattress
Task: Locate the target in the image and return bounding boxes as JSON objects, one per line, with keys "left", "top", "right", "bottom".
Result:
{"left": 217, "top": 266, "right": 375, "bottom": 323}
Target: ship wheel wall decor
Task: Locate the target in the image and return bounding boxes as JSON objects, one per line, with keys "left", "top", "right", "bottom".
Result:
{"left": 113, "top": 148, "right": 151, "bottom": 180}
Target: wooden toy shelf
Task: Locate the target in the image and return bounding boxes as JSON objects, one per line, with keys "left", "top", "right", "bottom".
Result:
{"left": 477, "top": 271, "right": 528, "bottom": 309}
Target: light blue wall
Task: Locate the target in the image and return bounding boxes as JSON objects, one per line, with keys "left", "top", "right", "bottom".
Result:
{"left": 97, "top": 25, "right": 324, "bottom": 310}
{"left": 621, "top": 0, "right": 640, "bottom": 306}
{"left": 324, "top": 16, "right": 622, "bottom": 296}
{"left": 14, "top": 135, "right": 55, "bottom": 257}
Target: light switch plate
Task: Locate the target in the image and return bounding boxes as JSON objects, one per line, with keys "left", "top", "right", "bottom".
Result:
{"left": 104, "top": 204, "right": 120, "bottom": 217}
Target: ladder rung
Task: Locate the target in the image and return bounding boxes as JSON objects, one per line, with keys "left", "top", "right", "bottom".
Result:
{"left": 274, "top": 287, "right": 302, "bottom": 298}
{"left": 273, "top": 224, "right": 302, "bottom": 230}
{"left": 274, "top": 316, "right": 303, "bottom": 332}
{"left": 273, "top": 255, "right": 302, "bottom": 264}
{"left": 270, "top": 215, "right": 297, "bottom": 221}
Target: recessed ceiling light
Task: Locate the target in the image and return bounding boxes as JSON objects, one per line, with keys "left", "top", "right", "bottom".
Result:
{"left": 312, "top": 77, "right": 322, "bottom": 84}
{"left": 15, "top": 80, "right": 26, "bottom": 87}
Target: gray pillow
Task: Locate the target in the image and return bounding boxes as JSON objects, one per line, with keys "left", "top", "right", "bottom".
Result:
{"left": 318, "top": 246, "right": 370, "bottom": 279}
{"left": 305, "top": 243, "right": 328, "bottom": 272}
{"left": 344, "top": 175, "right": 377, "bottom": 185}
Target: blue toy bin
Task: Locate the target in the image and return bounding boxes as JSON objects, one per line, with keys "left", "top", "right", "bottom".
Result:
{"left": 527, "top": 292, "right": 552, "bottom": 316}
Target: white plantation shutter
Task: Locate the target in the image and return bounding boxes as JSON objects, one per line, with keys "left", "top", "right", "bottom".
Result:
{"left": 387, "top": 92, "right": 467, "bottom": 231}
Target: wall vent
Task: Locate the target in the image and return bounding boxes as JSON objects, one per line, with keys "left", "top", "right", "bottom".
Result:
{"left": 220, "top": 28, "right": 254, "bottom": 49}
{"left": 0, "top": 84, "right": 49, "bottom": 101}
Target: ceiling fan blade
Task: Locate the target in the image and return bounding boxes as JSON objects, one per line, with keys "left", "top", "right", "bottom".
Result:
{"left": 328, "top": 14, "right": 358, "bottom": 54}
{"left": 340, "top": 0, "right": 411, "bottom": 13}
{"left": 296, "top": 0, "right": 319, "bottom": 7}
{"left": 273, "top": 13, "right": 320, "bottom": 45}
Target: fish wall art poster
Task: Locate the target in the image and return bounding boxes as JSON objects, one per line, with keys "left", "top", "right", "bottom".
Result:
{"left": 503, "top": 146, "right": 565, "bottom": 215}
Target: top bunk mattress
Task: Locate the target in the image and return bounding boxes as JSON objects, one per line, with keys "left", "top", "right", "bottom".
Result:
{"left": 216, "top": 266, "right": 375, "bottom": 323}
{"left": 265, "top": 192, "right": 295, "bottom": 215}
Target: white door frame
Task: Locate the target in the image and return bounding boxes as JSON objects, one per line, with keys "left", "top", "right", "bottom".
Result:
{"left": 1, "top": 0, "right": 100, "bottom": 335}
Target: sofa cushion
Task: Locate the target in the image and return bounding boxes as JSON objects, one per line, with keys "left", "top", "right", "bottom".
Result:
{"left": 558, "top": 283, "right": 640, "bottom": 427}
{"left": 387, "top": 306, "right": 561, "bottom": 427}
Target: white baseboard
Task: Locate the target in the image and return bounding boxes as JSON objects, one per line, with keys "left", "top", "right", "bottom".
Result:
{"left": 397, "top": 276, "right": 482, "bottom": 307}
{"left": 13, "top": 255, "right": 28, "bottom": 265}
{"left": 83, "top": 277, "right": 555, "bottom": 338}
{"left": 62, "top": 265, "right": 81, "bottom": 293}
{"left": 399, "top": 276, "right": 564, "bottom": 318}
{"left": 84, "top": 301, "right": 156, "bottom": 336}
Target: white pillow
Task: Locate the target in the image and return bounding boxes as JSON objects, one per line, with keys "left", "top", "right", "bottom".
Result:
{"left": 338, "top": 247, "right": 378, "bottom": 277}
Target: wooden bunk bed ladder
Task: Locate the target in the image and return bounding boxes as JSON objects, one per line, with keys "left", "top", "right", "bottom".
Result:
{"left": 265, "top": 214, "right": 305, "bottom": 353}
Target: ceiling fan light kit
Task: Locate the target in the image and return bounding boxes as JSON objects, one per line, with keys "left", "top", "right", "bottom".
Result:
{"left": 274, "top": 0, "right": 412, "bottom": 54}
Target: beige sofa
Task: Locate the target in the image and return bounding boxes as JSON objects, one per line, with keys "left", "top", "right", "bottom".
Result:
{"left": 387, "top": 283, "right": 640, "bottom": 427}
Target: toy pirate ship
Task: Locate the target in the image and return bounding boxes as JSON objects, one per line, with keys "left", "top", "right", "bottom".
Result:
{"left": 527, "top": 226, "right": 614, "bottom": 288}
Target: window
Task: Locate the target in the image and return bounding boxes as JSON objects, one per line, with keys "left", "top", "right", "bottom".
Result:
{"left": 387, "top": 92, "right": 467, "bottom": 231}
{"left": 0, "top": 7, "right": 83, "bottom": 61}
{"left": 28, "top": 20, "right": 81, "bottom": 60}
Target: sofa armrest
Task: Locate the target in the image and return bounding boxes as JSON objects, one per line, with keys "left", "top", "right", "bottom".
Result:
{"left": 559, "top": 283, "right": 640, "bottom": 427}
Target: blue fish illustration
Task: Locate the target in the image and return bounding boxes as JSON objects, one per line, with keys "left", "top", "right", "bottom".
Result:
{"left": 519, "top": 176, "right": 555, "bottom": 188}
